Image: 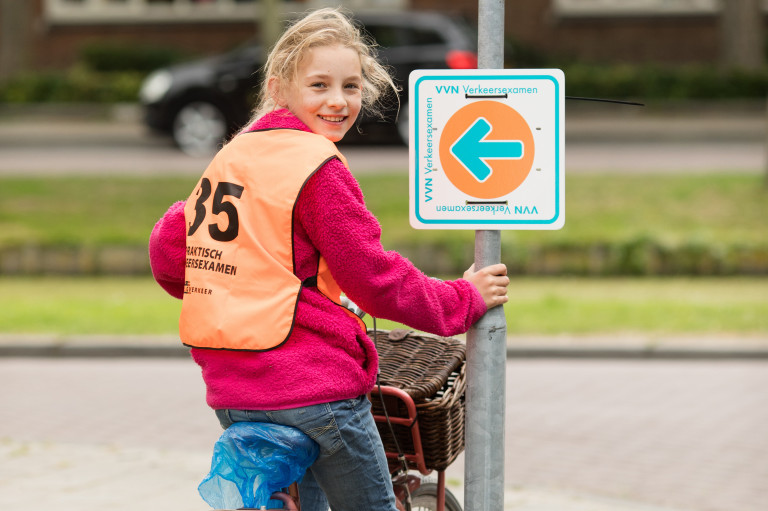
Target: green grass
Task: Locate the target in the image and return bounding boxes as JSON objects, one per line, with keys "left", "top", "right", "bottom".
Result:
{"left": 364, "top": 173, "right": 768, "bottom": 247}
{"left": 0, "top": 276, "right": 764, "bottom": 336}
{"left": 0, "top": 173, "right": 766, "bottom": 248}
{"left": 0, "top": 277, "right": 182, "bottom": 335}
{"left": 0, "top": 173, "right": 766, "bottom": 337}
{"left": 501, "top": 277, "right": 767, "bottom": 335}
{"left": 0, "top": 176, "right": 192, "bottom": 246}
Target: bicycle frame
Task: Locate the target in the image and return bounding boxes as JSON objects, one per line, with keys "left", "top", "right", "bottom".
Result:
{"left": 269, "top": 489, "right": 300, "bottom": 511}
{"left": 369, "top": 385, "right": 450, "bottom": 511}
{"left": 267, "top": 385, "right": 454, "bottom": 511}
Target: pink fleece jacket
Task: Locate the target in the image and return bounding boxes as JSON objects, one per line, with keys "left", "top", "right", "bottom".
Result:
{"left": 149, "top": 109, "right": 487, "bottom": 411}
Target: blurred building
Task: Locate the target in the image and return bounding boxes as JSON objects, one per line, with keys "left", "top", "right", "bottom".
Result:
{"left": 1, "top": 0, "right": 767, "bottom": 76}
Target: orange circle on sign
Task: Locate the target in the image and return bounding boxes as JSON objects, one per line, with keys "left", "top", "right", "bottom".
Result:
{"left": 440, "top": 101, "right": 534, "bottom": 199}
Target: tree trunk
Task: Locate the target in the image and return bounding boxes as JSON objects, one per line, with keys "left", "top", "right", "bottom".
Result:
{"left": 0, "top": 0, "right": 33, "bottom": 80}
{"left": 720, "top": 0, "right": 765, "bottom": 71}
{"left": 260, "top": 0, "right": 281, "bottom": 59}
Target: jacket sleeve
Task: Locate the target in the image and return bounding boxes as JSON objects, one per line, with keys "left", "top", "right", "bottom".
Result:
{"left": 148, "top": 200, "right": 187, "bottom": 299}
{"left": 296, "top": 158, "right": 487, "bottom": 337}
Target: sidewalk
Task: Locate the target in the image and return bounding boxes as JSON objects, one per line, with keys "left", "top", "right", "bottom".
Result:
{"left": 2, "top": 335, "right": 766, "bottom": 511}
{"left": 0, "top": 438, "right": 689, "bottom": 511}
{"left": 9, "top": 356, "right": 765, "bottom": 511}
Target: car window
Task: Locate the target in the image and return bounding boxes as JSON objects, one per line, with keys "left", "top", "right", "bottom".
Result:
{"left": 405, "top": 27, "right": 444, "bottom": 46}
{"left": 364, "top": 24, "right": 445, "bottom": 49}
{"left": 363, "top": 24, "right": 401, "bottom": 48}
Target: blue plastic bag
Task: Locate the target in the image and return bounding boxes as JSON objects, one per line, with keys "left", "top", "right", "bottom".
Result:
{"left": 198, "top": 422, "right": 320, "bottom": 509}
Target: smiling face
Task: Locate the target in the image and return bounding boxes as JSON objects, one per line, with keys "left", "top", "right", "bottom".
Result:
{"left": 271, "top": 44, "right": 363, "bottom": 142}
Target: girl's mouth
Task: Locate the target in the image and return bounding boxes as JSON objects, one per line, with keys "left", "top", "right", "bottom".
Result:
{"left": 319, "top": 115, "right": 346, "bottom": 123}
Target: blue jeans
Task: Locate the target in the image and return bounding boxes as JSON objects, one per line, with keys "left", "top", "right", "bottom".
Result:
{"left": 215, "top": 395, "right": 397, "bottom": 511}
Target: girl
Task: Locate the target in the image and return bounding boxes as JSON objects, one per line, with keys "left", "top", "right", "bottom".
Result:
{"left": 149, "top": 8, "right": 509, "bottom": 511}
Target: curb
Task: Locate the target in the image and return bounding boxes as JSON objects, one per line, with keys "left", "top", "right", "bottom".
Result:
{"left": 2, "top": 336, "right": 767, "bottom": 360}
{"left": 505, "top": 345, "right": 768, "bottom": 360}
{"left": 0, "top": 344, "right": 189, "bottom": 358}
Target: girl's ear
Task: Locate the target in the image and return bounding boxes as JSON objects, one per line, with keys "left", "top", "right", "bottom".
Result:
{"left": 267, "top": 76, "right": 287, "bottom": 107}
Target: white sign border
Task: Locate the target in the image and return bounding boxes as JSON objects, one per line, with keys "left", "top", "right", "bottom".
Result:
{"left": 409, "top": 69, "right": 565, "bottom": 230}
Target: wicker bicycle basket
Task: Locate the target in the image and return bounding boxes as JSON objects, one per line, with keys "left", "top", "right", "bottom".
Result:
{"left": 369, "top": 328, "right": 466, "bottom": 471}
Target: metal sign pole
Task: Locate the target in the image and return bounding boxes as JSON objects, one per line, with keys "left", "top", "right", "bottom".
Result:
{"left": 464, "top": 0, "right": 507, "bottom": 510}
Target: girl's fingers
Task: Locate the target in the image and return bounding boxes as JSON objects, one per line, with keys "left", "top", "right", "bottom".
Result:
{"left": 483, "top": 263, "right": 508, "bottom": 276}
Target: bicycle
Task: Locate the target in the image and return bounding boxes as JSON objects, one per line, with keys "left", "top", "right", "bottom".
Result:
{"left": 226, "top": 383, "right": 461, "bottom": 511}
{"left": 202, "top": 327, "right": 465, "bottom": 511}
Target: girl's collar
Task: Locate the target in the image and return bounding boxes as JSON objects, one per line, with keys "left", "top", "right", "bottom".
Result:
{"left": 249, "top": 109, "right": 312, "bottom": 133}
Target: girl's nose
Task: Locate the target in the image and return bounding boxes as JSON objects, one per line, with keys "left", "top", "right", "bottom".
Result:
{"left": 326, "top": 87, "right": 347, "bottom": 108}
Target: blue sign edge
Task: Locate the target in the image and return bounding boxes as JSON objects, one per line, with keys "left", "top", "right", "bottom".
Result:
{"left": 413, "top": 73, "right": 563, "bottom": 226}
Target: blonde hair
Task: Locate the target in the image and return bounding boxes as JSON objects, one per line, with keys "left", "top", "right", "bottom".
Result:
{"left": 245, "top": 7, "right": 399, "bottom": 129}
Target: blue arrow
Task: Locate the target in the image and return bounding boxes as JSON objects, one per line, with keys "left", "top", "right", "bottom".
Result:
{"left": 450, "top": 117, "right": 524, "bottom": 182}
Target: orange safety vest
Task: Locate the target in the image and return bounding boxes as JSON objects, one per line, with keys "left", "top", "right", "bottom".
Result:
{"left": 179, "top": 128, "right": 365, "bottom": 351}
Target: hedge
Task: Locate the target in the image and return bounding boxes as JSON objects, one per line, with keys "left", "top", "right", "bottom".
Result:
{"left": 1, "top": 61, "right": 767, "bottom": 104}
{"left": 2, "top": 239, "right": 766, "bottom": 276}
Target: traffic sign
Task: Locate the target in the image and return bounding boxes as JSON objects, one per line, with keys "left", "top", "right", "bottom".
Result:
{"left": 409, "top": 69, "right": 565, "bottom": 230}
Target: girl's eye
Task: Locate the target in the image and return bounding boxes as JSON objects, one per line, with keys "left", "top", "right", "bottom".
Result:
{"left": 310, "top": 82, "right": 326, "bottom": 89}
{"left": 345, "top": 83, "right": 361, "bottom": 90}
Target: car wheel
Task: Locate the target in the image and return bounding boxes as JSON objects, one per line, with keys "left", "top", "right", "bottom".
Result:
{"left": 172, "top": 101, "right": 229, "bottom": 157}
{"left": 396, "top": 100, "right": 409, "bottom": 146}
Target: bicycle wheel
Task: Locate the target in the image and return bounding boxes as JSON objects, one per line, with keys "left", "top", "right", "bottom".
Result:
{"left": 409, "top": 482, "right": 462, "bottom": 511}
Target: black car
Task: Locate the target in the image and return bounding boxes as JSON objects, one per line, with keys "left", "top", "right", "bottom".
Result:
{"left": 138, "top": 11, "right": 477, "bottom": 156}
